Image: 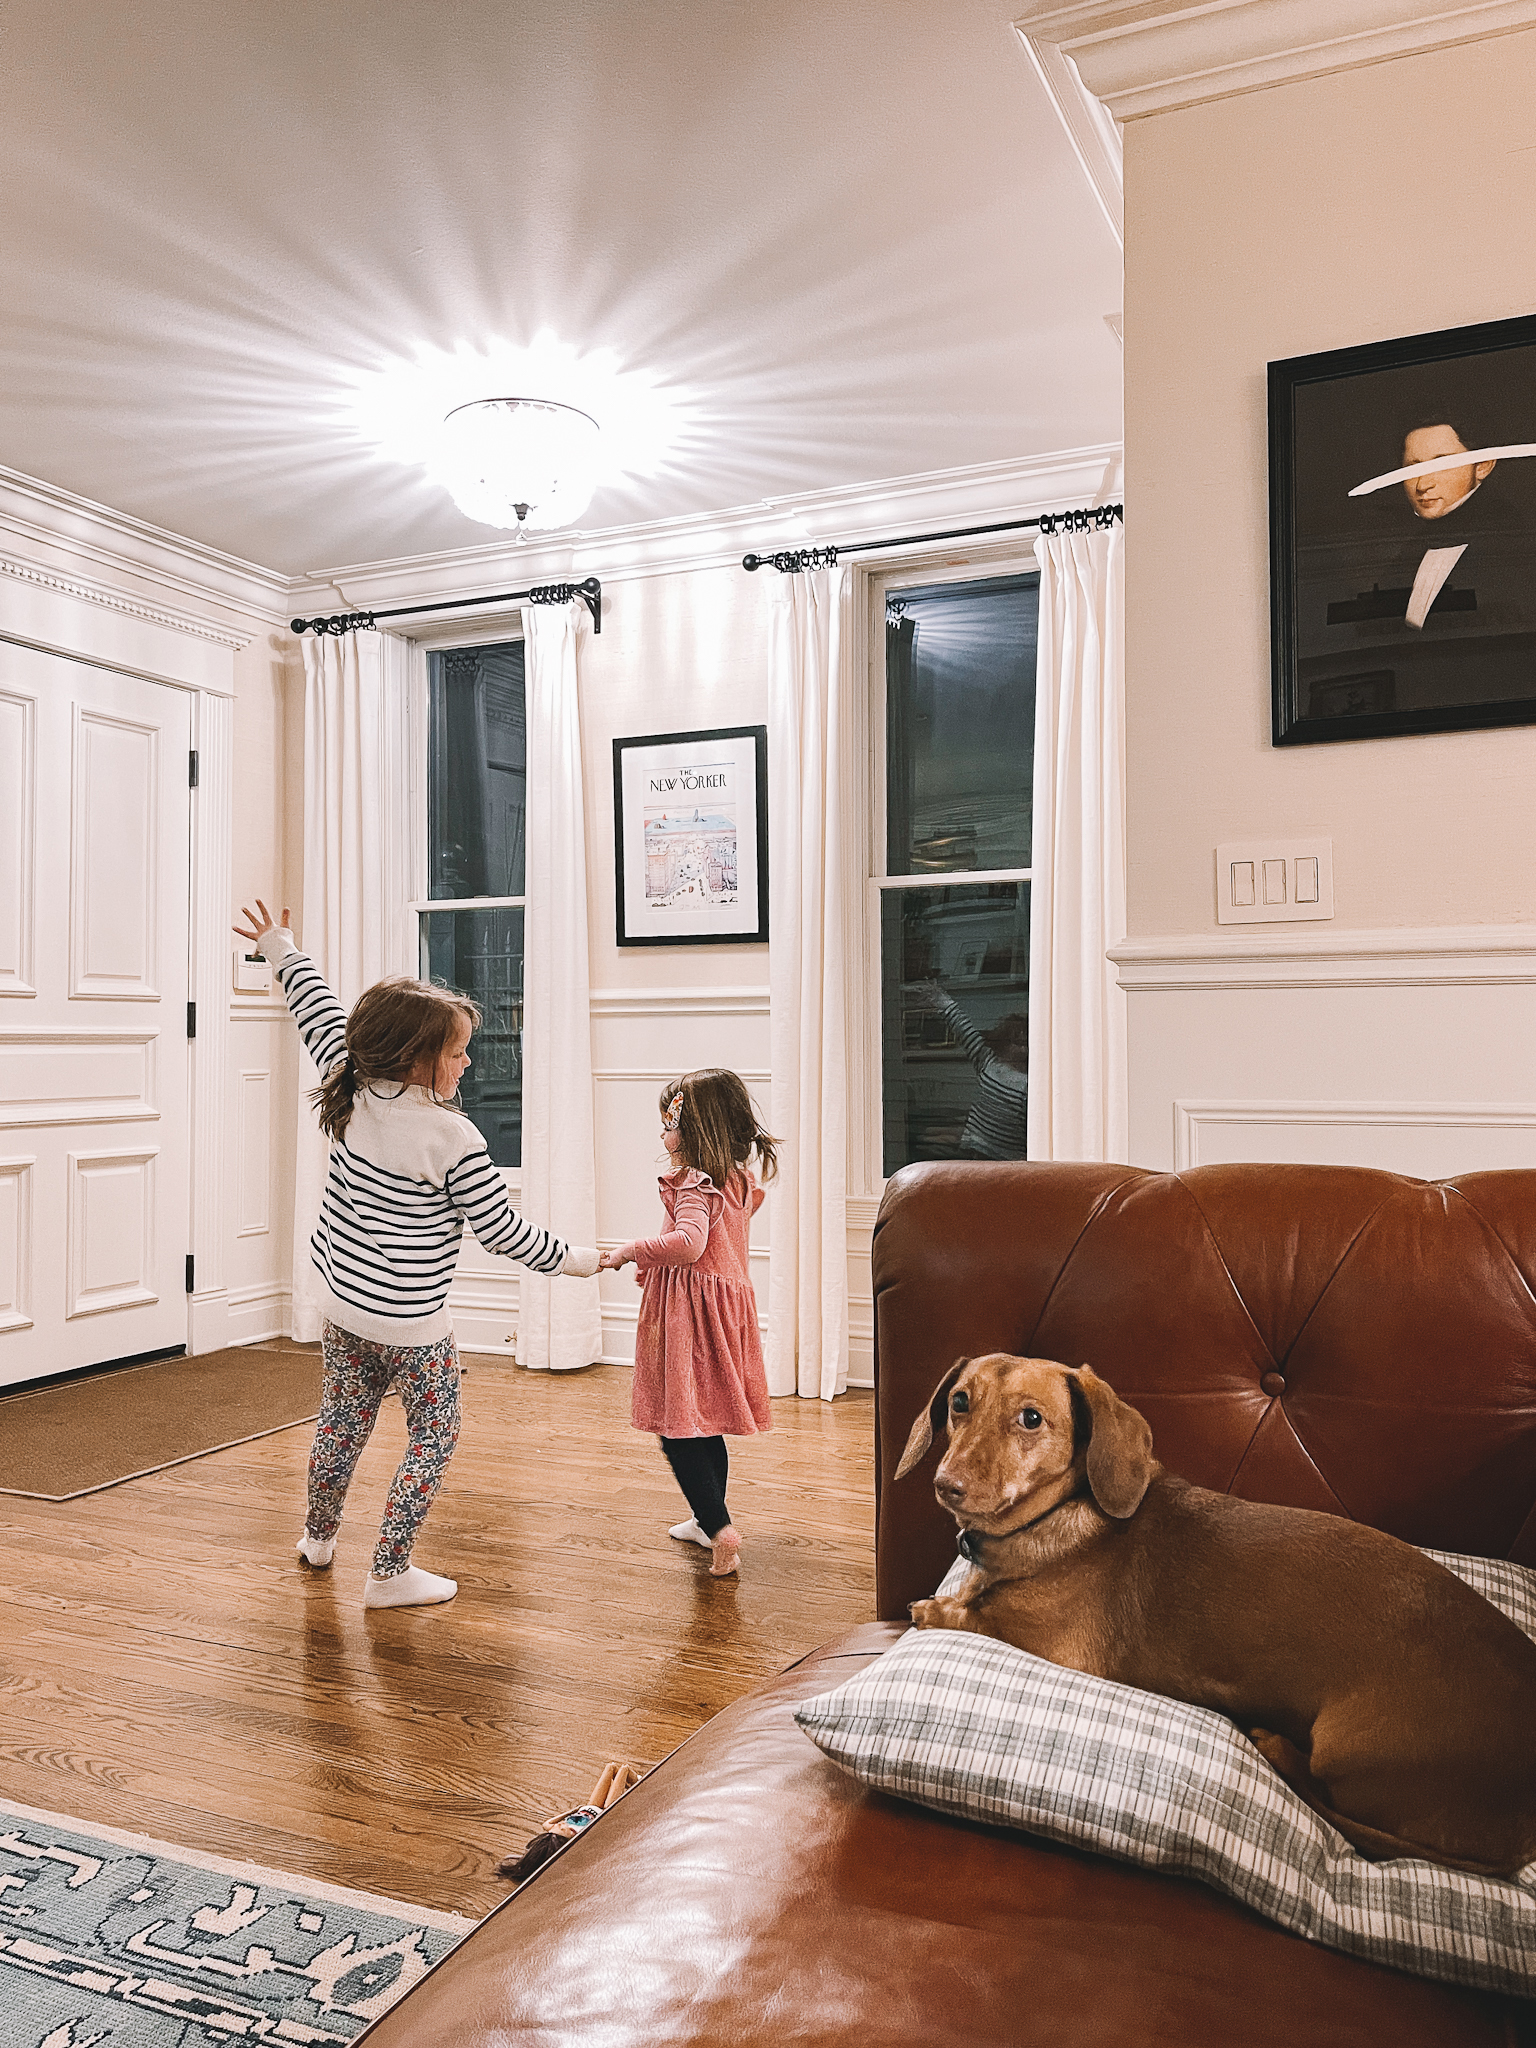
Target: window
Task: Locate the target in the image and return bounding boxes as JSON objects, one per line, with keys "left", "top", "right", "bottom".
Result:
{"left": 420, "top": 640, "right": 525, "bottom": 1166}
{"left": 874, "top": 571, "right": 1039, "bottom": 1175}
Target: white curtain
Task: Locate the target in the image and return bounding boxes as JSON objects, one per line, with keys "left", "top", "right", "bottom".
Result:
{"left": 519, "top": 600, "right": 603, "bottom": 1372}
{"left": 291, "top": 630, "right": 401, "bottom": 1341}
{"left": 766, "top": 568, "right": 850, "bottom": 1401}
{"left": 1027, "top": 522, "right": 1128, "bottom": 1163}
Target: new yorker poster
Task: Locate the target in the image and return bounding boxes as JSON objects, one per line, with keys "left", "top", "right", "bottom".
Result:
{"left": 613, "top": 725, "right": 769, "bottom": 946}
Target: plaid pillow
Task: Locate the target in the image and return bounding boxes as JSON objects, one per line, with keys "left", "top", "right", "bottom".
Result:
{"left": 795, "top": 1548, "right": 1536, "bottom": 1999}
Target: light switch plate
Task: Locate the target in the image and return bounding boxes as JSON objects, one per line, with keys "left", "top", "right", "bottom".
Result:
{"left": 1215, "top": 837, "right": 1333, "bottom": 924}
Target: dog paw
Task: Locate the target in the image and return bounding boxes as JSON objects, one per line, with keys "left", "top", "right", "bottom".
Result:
{"left": 908, "top": 1598, "right": 940, "bottom": 1628}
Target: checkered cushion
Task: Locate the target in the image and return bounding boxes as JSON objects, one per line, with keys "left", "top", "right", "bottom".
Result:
{"left": 795, "top": 1549, "right": 1536, "bottom": 1998}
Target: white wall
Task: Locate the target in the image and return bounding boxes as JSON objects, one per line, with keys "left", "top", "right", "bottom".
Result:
{"left": 1120, "top": 30, "right": 1536, "bottom": 1172}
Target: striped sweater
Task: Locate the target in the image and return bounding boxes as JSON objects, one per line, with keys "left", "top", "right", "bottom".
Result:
{"left": 934, "top": 991, "right": 1030, "bottom": 1162}
{"left": 261, "top": 929, "right": 582, "bottom": 1345}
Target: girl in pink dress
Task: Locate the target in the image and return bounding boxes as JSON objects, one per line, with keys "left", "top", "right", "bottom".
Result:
{"left": 600, "top": 1070, "right": 778, "bottom": 1578}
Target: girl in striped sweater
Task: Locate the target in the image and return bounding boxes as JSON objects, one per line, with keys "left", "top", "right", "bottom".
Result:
{"left": 234, "top": 900, "right": 599, "bottom": 1611}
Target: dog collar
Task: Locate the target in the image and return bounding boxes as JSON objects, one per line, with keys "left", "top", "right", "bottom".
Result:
{"left": 957, "top": 1529, "right": 984, "bottom": 1564}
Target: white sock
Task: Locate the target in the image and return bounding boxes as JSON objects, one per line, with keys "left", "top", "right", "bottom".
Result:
{"left": 364, "top": 1565, "right": 457, "bottom": 1610}
{"left": 297, "top": 1532, "right": 335, "bottom": 1568}
{"left": 668, "top": 1517, "right": 713, "bottom": 1549}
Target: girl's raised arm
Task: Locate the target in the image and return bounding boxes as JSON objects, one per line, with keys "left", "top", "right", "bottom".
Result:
{"left": 233, "top": 899, "right": 348, "bottom": 1076}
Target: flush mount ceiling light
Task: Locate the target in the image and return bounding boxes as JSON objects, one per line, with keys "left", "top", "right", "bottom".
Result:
{"left": 437, "top": 397, "right": 601, "bottom": 536}
{"left": 345, "top": 336, "right": 688, "bottom": 536}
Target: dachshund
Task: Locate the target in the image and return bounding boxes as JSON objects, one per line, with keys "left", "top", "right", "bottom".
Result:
{"left": 898, "top": 1353, "right": 1536, "bottom": 1876}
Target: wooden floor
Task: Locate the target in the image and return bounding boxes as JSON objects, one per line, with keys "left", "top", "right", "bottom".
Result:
{"left": 0, "top": 1359, "right": 875, "bottom": 1918}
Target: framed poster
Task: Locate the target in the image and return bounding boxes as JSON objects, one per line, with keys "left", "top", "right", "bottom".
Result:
{"left": 1269, "top": 313, "right": 1536, "bottom": 745}
{"left": 613, "top": 724, "right": 768, "bottom": 946}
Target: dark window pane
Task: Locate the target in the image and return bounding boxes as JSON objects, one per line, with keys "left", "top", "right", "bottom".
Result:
{"left": 880, "top": 883, "right": 1029, "bottom": 1174}
{"left": 428, "top": 641, "right": 526, "bottom": 899}
{"left": 419, "top": 907, "right": 523, "bottom": 1168}
{"left": 886, "top": 574, "right": 1038, "bottom": 877}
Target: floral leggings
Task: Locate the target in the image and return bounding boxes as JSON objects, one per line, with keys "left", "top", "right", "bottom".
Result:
{"left": 307, "top": 1322, "right": 463, "bottom": 1578}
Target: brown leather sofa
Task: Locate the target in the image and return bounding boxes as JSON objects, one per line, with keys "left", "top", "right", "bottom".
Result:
{"left": 361, "top": 1161, "right": 1536, "bottom": 2046}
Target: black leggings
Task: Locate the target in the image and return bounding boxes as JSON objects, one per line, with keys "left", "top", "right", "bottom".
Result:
{"left": 660, "top": 1435, "right": 730, "bottom": 1537}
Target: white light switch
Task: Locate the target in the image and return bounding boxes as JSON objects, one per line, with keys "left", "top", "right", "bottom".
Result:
{"left": 1216, "top": 837, "right": 1333, "bottom": 925}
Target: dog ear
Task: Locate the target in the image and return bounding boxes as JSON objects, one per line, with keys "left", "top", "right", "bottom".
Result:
{"left": 1067, "top": 1366, "right": 1153, "bottom": 1518}
{"left": 894, "top": 1360, "right": 969, "bottom": 1480}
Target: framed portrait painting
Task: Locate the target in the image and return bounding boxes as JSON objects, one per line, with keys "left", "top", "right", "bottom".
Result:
{"left": 1269, "top": 313, "right": 1536, "bottom": 745}
{"left": 613, "top": 724, "right": 769, "bottom": 947}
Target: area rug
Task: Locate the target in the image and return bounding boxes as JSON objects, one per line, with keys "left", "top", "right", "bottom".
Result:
{"left": 0, "top": 1798, "right": 473, "bottom": 2046}
{"left": 0, "top": 1343, "right": 325, "bottom": 1499}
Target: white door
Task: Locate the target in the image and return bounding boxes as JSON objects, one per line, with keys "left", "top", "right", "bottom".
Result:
{"left": 0, "top": 641, "right": 192, "bottom": 1387}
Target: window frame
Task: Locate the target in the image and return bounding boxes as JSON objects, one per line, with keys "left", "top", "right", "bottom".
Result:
{"left": 845, "top": 547, "right": 1041, "bottom": 1200}
{"left": 403, "top": 620, "right": 528, "bottom": 1187}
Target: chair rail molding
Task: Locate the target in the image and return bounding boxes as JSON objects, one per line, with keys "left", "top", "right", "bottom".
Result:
{"left": 1010, "top": 0, "right": 1536, "bottom": 121}
{"left": 1110, "top": 924, "right": 1536, "bottom": 991}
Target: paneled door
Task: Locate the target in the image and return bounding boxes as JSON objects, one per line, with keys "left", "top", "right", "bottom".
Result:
{"left": 0, "top": 640, "right": 192, "bottom": 1387}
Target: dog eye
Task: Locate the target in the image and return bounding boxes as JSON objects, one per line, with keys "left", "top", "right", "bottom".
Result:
{"left": 951, "top": 1390, "right": 970, "bottom": 1415}
{"left": 1019, "top": 1407, "right": 1043, "bottom": 1430}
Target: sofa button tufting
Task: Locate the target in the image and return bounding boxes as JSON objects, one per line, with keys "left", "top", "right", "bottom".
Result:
{"left": 1260, "top": 1371, "right": 1286, "bottom": 1397}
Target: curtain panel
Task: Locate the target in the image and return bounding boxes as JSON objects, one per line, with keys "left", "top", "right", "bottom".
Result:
{"left": 519, "top": 600, "right": 603, "bottom": 1372}
{"left": 291, "top": 630, "right": 407, "bottom": 1341}
{"left": 766, "top": 568, "right": 851, "bottom": 1401}
{"left": 1026, "top": 522, "right": 1128, "bottom": 1164}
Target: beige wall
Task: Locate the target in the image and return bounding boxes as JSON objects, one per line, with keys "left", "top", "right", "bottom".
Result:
{"left": 1124, "top": 30, "right": 1536, "bottom": 940}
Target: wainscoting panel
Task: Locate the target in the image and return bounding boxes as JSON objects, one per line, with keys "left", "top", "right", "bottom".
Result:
{"left": 1118, "top": 928, "right": 1536, "bottom": 1178}
{"left": 70, "top": 708, "right": 160, "bottom": 1000}
{"left": 0, "top": 1155, "right": 34, "bottom": 1333}
{"left": 0, "top": 688, "right": 36, "bottom": 997}
{"left": 237, "top": 1069, "right": 272, "bottom": 1237}
{"left": 66, "top": 1146, "right": 158, "bottom": 1319}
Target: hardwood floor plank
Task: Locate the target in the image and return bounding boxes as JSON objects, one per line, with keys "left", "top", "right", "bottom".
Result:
{"left": 0, "top": 1363, "right": 875, "bottom": 1916}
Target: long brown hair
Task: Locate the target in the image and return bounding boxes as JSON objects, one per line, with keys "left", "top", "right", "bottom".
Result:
{"left": 313, "top": 978, "right": 481, "bottom": 1140}
{"left": 662, "top": 1069, "right": 778, "bottom": 1199}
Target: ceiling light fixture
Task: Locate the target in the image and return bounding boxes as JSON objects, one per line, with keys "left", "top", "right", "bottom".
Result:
{"left": 345, "top": 335, "right": 689, "bottom": 537}
{"left": 437, "top": 396, "right": 601, "bottom": 538}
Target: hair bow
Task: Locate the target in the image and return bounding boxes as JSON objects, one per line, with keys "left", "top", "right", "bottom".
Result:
{"left": 663, "top": 1090, "right": 684, "bottom": 1132}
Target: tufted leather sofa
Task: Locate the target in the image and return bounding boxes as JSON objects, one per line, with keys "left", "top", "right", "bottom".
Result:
{"left": 360, "top": 1162, "right": 1536, "bottom": 2047}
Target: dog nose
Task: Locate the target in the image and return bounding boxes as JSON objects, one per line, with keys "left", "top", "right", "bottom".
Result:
{"left": 935, "top": 1473, "right": 966, "bottom": 1507}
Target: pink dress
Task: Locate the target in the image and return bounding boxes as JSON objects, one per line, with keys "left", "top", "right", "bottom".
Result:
{"left": 626, "top": 1168, "right": 771, "bottom": 1438}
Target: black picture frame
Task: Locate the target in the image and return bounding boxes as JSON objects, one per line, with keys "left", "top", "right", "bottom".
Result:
{"left": 1269, "top": 313, "right": 1536, "bottom": 745}
{"left": 613, "top": 724, "right": 769, "bottom": 947}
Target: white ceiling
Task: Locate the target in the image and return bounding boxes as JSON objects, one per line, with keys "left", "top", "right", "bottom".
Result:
{"left": 0, "top": 0, "right": 1123, "bottom": 576}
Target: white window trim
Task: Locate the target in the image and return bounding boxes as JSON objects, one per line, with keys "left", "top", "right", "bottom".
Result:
{"left": 844, "top": 544, "right": 1041, "bottom": 1202}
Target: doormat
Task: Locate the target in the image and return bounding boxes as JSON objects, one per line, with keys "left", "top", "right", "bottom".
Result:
{"left": 0, "top": 1343, "right": 325, "bottom": 1499}
{"left": 0, "top": 1797, "right": 473, "bottom": 2046}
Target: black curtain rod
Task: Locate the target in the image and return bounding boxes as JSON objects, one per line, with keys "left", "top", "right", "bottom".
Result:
{"left": 291, "top": 575, "right": 602, "bottom": 636}
{"left": 741, "top": 502, "right": 1122, "bottom": 573}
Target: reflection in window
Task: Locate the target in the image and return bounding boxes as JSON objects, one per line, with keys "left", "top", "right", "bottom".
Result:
{"left": 881, "top": 884, "right": 1030, "bottom": 1172}
{"left": 423, "top": 638, "right": 526, "bottom": 1170}
{"left": 420, "top": 908, "right": 524, "bottom": 1168}
{"left": 429, "top": 642, "right": 526, "bottom": 899}
{"left": 886, "top": 575, "right": 1037, "bottom": 877}
{"left": 879, "top": 572, "right": 1037, "bottom": 1175}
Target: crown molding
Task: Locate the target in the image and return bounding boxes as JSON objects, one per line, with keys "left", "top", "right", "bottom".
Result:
{"left": 1011, "top": 0, "right": 1536, "bottom": 120}
{"left": 0, "top": 464, "right": 287, "bottom": 640}
{"left": 0, "top": 549, "right": 251, "bottom": 650}
{"left": 287, "top": 444, "right": 1124, "bottom": 619}
{"left": 1013, "top": 20, "right": 1124, "bottom": 246}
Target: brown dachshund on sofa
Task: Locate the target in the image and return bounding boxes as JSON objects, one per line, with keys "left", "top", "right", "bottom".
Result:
{"left": 898, "top": 1353, "right": 1536, "bottom": 1877}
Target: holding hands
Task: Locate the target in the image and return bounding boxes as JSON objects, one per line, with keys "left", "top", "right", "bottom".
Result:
{"left": 598, "top": 1246, "right": 635, "bottom": 1274}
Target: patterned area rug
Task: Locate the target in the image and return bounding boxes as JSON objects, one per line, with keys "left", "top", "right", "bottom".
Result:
{"left": 0, "top": 1799, "right": 474, "bottom": 2045}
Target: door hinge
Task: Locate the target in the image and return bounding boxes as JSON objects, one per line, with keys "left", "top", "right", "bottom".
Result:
{"left": 186, "top": 1254, "right": 195, "bottom": 1293}
{"left": 189, "top": 749, "right": 200, "bottom": 788}
{"left": 187, "top": 1001, "right": 197, "bottom": 1039}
